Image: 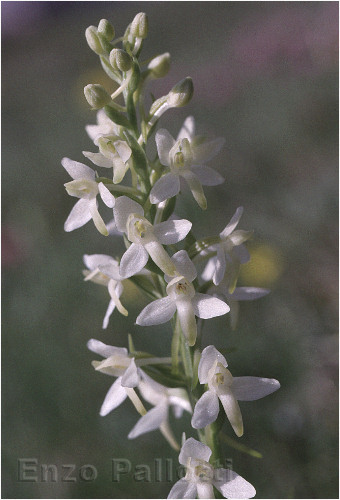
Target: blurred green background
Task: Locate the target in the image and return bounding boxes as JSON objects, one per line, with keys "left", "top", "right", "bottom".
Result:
{"left": 2, "top": 1, "right": 338, "bottom": 498}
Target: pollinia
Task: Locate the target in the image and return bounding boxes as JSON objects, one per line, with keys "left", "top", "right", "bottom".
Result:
{"left": 62, "top": 12, "right": 280, "bottom": 499}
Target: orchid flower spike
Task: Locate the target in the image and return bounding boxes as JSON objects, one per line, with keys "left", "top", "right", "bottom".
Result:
{"left": 83, "top": 254, "right": 128, "bottom": 329}
{"left": 150, "top": 116, "right": 225, "bottom": 209}
{"left": 62, "top": 157, "right": 115, "bottom": 235}
{"left": 168, "top": 437, "right": 256, "bottom": 499}
{"left": 136, "top": 251, "right": 230, "bottom": 346}
{"left": 113, "top": 196, "right": 191, "bottom": 278}
{"left": 128, "top": 372, "right": 191, "bottom": 450}
{"left": 191, "top": 346, "right": 280, "bottom": 436}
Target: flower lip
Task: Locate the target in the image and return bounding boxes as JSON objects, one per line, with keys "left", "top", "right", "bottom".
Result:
{"left": 126, "top": 214, "right": 153, "bottom": 243}
{"left": 208, "top": 362, "right": 233, "bottom": 392}
{"left": 166, "top": 276, "right": 196, "bottom": 300}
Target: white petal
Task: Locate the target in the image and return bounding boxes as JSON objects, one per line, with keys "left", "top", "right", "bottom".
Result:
{"left": 153, "top": 220, "right": 192, "bottom": 245}
{"left": 82, "top": 151, "right": 113, "bottom": 168}
{"left": 192, "top": 293, "right": 230, "bottom": 319}
{"left": 113, "top": 196, "right": 144, "bottom": 232}
{"left": 88, "top": 198, "right": 108, "bottom": 236}
{"left": 98, "top": 262, "right": 121, "bottom": 281}
{"left": 177, "top": 116, "right": 195, "bottom": 141}
{"left": 61, "top": 157, "right": 96, "bottom": 181}
{"left": 214, "top": 245, "right": 226, "bottom": 285}
{"left": 168, "top": 479, "right": 197, "bottom": 499}
{"left": 220, "top": 207, "right": 243, "bottom": 238}
{"left": 87, "top": 339, "right": 127, "bottom": 358}
{"left": 128, "top": 401, "right": 168, "bottom": 438}
{"left": 114, "top": 140, "right": 132, "bottom": 163}
{"left": 121, "top": 358, "right": 139, "bottom": 388}
{"left": 98, "top": 182, "right": 115, "bottom": 208}
{"left": 143, "top": 240, "right": 177, "bottom": 277}
{"left": 197, "top": 482, "right": 214, "bottom": 499}
{"left": 218, "top": 390, "right": 243, "bottom": 437}
{"left": 176, "top": 298, "right": 197, "bottom": 346}
{"left": 232, "top": 377, "right": 280, "bottom": 401}
{"left": 201, "top": 257, "right": 216, "bottom": 282}
{"left": 191, "top": 165, "right": 224, "bottom": 186}
{"left": 100, "top": 377, "right": 127, "bottom": 416}
{"left": 155, "top": 129, "right": 175, "bottom": 167}
{"left": 112, "top": 158, "right": 130, "bottom": 184}
{"left": 136, "top": 296, "right": 176, "bottom": 326}
{"left": 198, "top": 346, "right": 227, "bottom": 384}
{"left": 191, "top": 390, "right": 219, "bottom": 429}
{"left": 213, "top": 469, "right": 256, "bottom": 499}
{"left": 102, "top": 299, "right": 116, "bottom": 329}
{"left": 230, "top": 287, "right": 270, "bottom": 301}
{"left": 119, "top": 243, "right": 149, "bottom": 279}
{"left": 64, "top": 198, "right": 92, "bottom": 232}
{"left": 181, "top": 170, "right": 207, "bottom": 210}
{"left": 193, "top": 137, "right": 225, "bottom": 163}
{"left": 83, "top": 253, "right": 115, "bottom": 270}
{"left": 179, "top": 437, "right": 212, "bottom": 466}
{"left": 170, "top": 250, "right": 197, "bottom": 282}
{"left": 149, "top": 173, "right": 180, "bottom": 204}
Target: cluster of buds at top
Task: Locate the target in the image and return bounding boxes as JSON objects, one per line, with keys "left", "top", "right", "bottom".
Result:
{"left": 61, "top": 11, "right": 280, "bottom": 499}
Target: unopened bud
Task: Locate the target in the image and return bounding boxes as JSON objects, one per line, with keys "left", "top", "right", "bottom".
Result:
{"left": 167, "top": 77, "right": 194, "bottom": 108}
{"left": 97, "top": 19, "right": 115, "bottom": 41}
{"left": 109, "top": 48, "right": 132, "bottom": 72}
{"left": 148, "top": 53, "right": 171, "bottom": 78}
{"left": 85, "top": 26, "right": 104, "bottom": 55}
{"left": 84, "top": 84, "right": 111, "bottom": 109}
{"left": 130, "top": 12, "right": 148, "bottom": 39}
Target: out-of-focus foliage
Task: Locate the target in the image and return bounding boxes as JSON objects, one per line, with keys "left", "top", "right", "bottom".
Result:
{"left": 2, "top": 2, "right": 338, "bottom": 498}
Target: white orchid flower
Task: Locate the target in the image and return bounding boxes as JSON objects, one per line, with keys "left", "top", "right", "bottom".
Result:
{"left": 150, "top": 116, "right": 225, "bottom": 209}
{"left": 113, "top": 196, "right": 192, "bottom": 279}
{"left": 191, "top": 346, "right": 280, "bottom": 436}
{"left": 85, "top": 109, "right": 121, "bottom": 141}
{"left": 128, "top": 372, "right": 191, "bottom": 450}
{"left": 201, "top": 207, "right": 252, "bottom": 287}
{"left": 136, "top": 251, "right": 230, "bottom": 346}
{"left": 83, "top": 133, "right": 132, "bottom": 184}
{"left": 168, "top": 437, "right": 256, "bottom": 499}
{"left": 62, "top": 157, "right": 115, "bottom": 235}
{"left": 83, "top": 254, "right": 128, "bottom": 329}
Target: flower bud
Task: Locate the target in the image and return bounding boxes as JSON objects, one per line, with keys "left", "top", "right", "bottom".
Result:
{"left": 148, "top": 52, "right": 171, "bottom": 78}
{"left": 130, "top": 12, "right": 148, "bottom": 39}
{"left": 97, "top": 19, "right": 115, "bottom": 41}
{"left": 109, "top": 48, "right": 132, "bottom": 72}
{"left": 84, "top": 84, "right": 111, "bottom": 109}
{"left": 167, "top": 77, "right": 194, "bottom": 108}
{"left": 85, "top": 26, "right": 104, "bottom": 55}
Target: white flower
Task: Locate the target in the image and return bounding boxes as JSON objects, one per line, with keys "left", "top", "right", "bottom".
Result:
{"left": 150, "top": 116, "right": 225, "bottom": 209}
{"left": 62, "top": 157, "right": 115, "bottom": 235}
{"left": 191, "top": 346, "right": 280, "bottom": 436}
{"left": 128, "top": 372, "right": 191, "bottom": 448}
{"left": 83, "top": 133, "right": 132, "bottom": 184}
{"left": 83, "top": 254, "right": 128, "bottom": 329}
{"left": 136, "top": 251, "right": 230, "bottom": 346}
{"left": 168, "top": 437, "right": 256, "bottom": 499}
{"left": 85, "top": 109, "right": 121, "bottom": 141}
{"left": 201, "top": 207, "right": 252, "bottom": 287}
{"left": 113, "top": 196, "right": 192, "bottom": 278}
{"left": 87, "top": 339, "right": 141, "bottom": 416}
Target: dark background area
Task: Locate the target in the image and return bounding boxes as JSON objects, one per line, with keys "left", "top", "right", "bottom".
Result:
{"left": 2, "top": 1, "right": 338, "bottom": 498}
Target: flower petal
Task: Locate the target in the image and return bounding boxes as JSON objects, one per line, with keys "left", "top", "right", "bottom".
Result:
{"left": 143, "top": 240, "right": 177, "bottom": 277}
{"left": 114, "top": 140, "right": 132, "bottom": 163}
{"left": 64, "top": 198, "right": 92, "bottom": 232}
{"left": 128, "top": 401, "right": 168, "bottom": 438}
{"left": 181, "top": 170, "right": 207, "bottom": 210}
{"left": 112, "top": 158, "right": 130, "bottom": 184}
{"left": 198, "top": 346, "right": 228, "bottom": 384}
{"left": 87, "top": 339, "right": 128, "bottom": 358}
{"left": 191, "top": 390, "right": 219, "bottom": 429}
{"left": 155, "top": 129, "right": 175, "bottom": 167}
{"left": 197, "top": 482, "right": 214, "bottom": 499}
{"left": 179, "top": 437, "right": 212, "bottom": 466}
{"left": 121, "top": 358, "right": 139, "bottom": 388}
{"left": 98, "top": 182, "right": 115, "bottom": 208}
{"left": 61, "top": 157, "right": 96, "bottom": 180}
{"left": 100, "top": 377, "right": 127, "bottom": 416}
{"left": 113, "top": 196, "right": 144, "bottom": 232}
{"left": 220, "top": 207, "right": 243, "bottom": 238}
{"left": 168, "top": 479, "right": 197, "bottom": 499}
{"left": 169, "top": 250, "right": 197, "bottom": 282}
{"left": 218, "top": 390, "right": 244, "bottom": 437}
{"left": 119, "top": 243, "right": 149, "bottom": 279}
{"left": 153, "top": 220, "right": 192, "bottom": 245}
{"left": 192, "top": 293, "right": 230, "bottom": 319}
{"left": 213, "top": 469, "right": 256, "bottom": 499}
{"left": 191, "top": 165, "right": 224, "bottom": 186}
{"left": 107, "top": 280, "right": 128, "bottom": 316}
{"left": 193, "top": 137, "right": 225, "bottom": 163}
{"left": 88, "top": 198, "right": 108, "bottom": 236}
{"left": 149, "top": 173, "right": 180, "bottom": 204}
{"left": 201, "top": 257, "right": 216, "bottom": 282}
{"left": 230, "top": 287, "right": 270, "bottom": 301}
{"left": 176, "top": 298, "right": 197, "bottom": 346}
{"left": 214, "top": 245, "right": 226, "bottom": 285}
{"left": 102, "top": 299, "right": 116, "bottom": 329}
{"left": 177, "top": 116, "right": 195, "bottom": 141}
{"left": 82, "top": 151, "right": 113, "bottom": 168}
{"left": 136, "top": 296, "right": 176, "bottom": 326}
{"left": 232, "top": 377, "right": 280, "bottom": 401}
{"left": 83, "top": 253, "right": 115, "bottom": 270}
